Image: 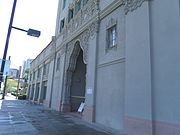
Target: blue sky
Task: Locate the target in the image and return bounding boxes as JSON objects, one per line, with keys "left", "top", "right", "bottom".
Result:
{"left": 0, "top": 0, "right": 59, "bottom": 69}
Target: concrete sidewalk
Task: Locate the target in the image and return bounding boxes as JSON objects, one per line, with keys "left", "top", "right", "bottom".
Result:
{"left": 0, "top": 93, "right": 17, "bottom": 100}
{"left": 0, "top": 100, "right": 121, "bottom": 135}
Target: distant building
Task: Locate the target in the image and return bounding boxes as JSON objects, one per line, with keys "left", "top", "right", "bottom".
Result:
{"left": 0, "top": 58, "right": 11, "bottom": 79}
{"left": 9, "top": 68, "right": 19, "bottom": 79}
{"left": 22, "top": 59, "right": 33, "bottom": 78}
{"left": 0, "top": 57, "right": 11, "bottom": 91}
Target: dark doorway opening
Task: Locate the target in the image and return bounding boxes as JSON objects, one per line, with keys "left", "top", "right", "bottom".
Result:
{"left": 69, "top": 44, "right": 86, "bottom": 112}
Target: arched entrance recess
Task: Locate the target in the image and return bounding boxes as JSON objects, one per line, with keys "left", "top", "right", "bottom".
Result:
{"left": 66, "top": 41, "right": 86, "bottom": 112}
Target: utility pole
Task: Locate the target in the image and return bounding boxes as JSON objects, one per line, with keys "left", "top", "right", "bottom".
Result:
{"left": 0, "top": 0, "right": 17, "bottom": 99}
{"left": 0, "top": 0, "right": 40, "bottom": 100}
{"left": 2, "top": 73, "right": 8, "bottom": 99}
{"left": 16, "top": 66, "right": 21, "bottom": 99}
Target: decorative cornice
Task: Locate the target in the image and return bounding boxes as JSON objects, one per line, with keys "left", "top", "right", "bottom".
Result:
{"left": 124, "top": 0, "right": 148, "bottom": 14}
{"left": 61, "top": 0, "right": 99, "bottom": 41}
{"left": 88, "top": 21, "right": 98, "bottom": 39}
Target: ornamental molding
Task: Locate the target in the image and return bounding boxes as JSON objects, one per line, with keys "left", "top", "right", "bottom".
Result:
{"left": 62, "top": 0, "right": 99, "bottom": 41}
{"left": 62, "top": 20, "right": 98, "bottom": 69}
{"left": 62, "top": 21, "right": 98, "bottom": 105}
{"left": 65, "top": 28, "right": 90, "bottom": 68}
{"left": 79, "top": 30, "right": 90, "bottom": 64}
{"left": 124, "top": 0, "right": 148, "bottom": 14}
{"left": 68, "top": 3, "right": 74, "bottom": 9}
{"left": 89, "top": 21, "right": 98, "bottom": 39}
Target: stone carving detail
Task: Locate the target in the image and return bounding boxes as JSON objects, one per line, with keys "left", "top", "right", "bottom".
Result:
{"left": 64, "top": 20, "right": 98, "bottom": 66}
{"left": 89, "top": 22, "right": 98, "bottom": 39}
{"left": 79, "top": 30, "right": 90, "bottom": 64}
{"left": 124, "top": 0, "right": 148, "bottom": 14}
{"left": 62, "top": 29, "right": 91, "bottom": 106}
{"left": 62, "top": 0, "right": 99, "bottom": 41}
{"left": 65, "top": 41, "right": 75, "bottom": 70}
{"left": 59, "top": 45, "right": 66, "bottom": 55}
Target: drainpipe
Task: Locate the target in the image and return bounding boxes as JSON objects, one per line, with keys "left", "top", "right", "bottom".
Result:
{"left": 49, "top": 37, "right": 56, "bottom": 108}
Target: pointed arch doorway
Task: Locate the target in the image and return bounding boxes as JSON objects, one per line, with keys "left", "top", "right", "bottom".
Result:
{"left": 66, "top": 41, "right": 86, "bottom": 112}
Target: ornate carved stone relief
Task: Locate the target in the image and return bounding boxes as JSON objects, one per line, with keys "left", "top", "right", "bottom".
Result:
{"left": 79, "top": 30, "right": 90, "bottom": 64}
{"left": 59, "top": 45, "right": 66, "bottom": 55}
{"left": 65, "top": 41, "right": 75, "bottom": 70}
{"left": 62, "top": 0, "right": 99, "bottom": 41}
{"left": 64, "top": 20, "right": 98, "bottom": 67}
{"left": 124, "top": 0, "right": 148, "bottom": 14}
{"left": 89, "top": 21, "right": 98, "bottom": 39}
{"left": 68, "top": 3, "right": 74, "bottom": 10}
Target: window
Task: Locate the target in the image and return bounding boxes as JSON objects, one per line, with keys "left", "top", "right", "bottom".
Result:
{"left": 30, "top": 73, "right": 32, "bottom": 81}
{"left": 56, "top": 56, "right": 60, "bottom": 71}
{"left": 60, "top": 18, "right": 65, "bottom": 32}
{"left": 68, "top": 8, "right": 74, "bottom": 22}
{"left": 37, "top": 68, "right": 41, "bottom": 79}
{"left": 42, "top": 81, "right": 47, "bottom": 100}
{"left": 107, "top": 25, "right": 117, "bottom": 49}
{"left": 33, "top": 72, "right": 35, "bottom": 80}
{"left": 43, "top": 63, "right": 49, "bottom": 76}
{"left": 43, "top": 64, "right": 46, "bottom": 75}
{"left": 63, "top": 0, "right": 66, "bottom": 9}
{"left": 75, "top": 0, "right": 81, "bottom": 14}
{"left": 47, "top": 63, "right": 49, "bottom": 73}
{"left": 35, "top": 83, "right": 40, "bottom": 100}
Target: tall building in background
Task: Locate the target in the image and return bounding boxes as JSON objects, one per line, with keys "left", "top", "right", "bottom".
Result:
{"left": 22, "top": 59, "right": 33, "bottom": 79}
{"left": 9, "top": 68, "right": 19, "bottom": 79}
{"left": 0, "top": 57, "right": 11, "bottom": 79}
{"left": 0, "top": 57, "right": 11, "bottom": 91}
{"left": 28, "top": 0, "right": 180, "bottom": 135}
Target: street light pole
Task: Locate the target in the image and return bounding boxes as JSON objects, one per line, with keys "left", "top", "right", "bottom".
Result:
{"left": 0, "top": 0, "right": 41, "bottom": 99}
{"left": 16, "top": 66, "right": 21, "bottom": 99}
{"left": 1, "top": 0, "right": 17, "bottom": 99}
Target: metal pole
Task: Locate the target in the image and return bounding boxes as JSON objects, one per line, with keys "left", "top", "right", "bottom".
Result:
{"left": 2, "top": 74, "right": 8, "bottom": 99}
{"left": 11, "top": 26, "right": 28, "bottom": 33}
{"left": 16, "top": 66, "right": 21, "bottom": 99}
{"left": 1, "top": 0, "right": 17, "bottom": 99}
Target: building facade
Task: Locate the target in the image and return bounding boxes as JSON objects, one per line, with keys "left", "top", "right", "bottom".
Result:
{"left": 28, "top": 0, "right": 180, "bottom": 135}
{"left": 9, "top": 68, "right": 19, "bottom": 79}
{"left": 22, "top": 59, "right": 33, "bottom": 78}
{"left": 0, "top": 58, "right": 11, "bottom": 78}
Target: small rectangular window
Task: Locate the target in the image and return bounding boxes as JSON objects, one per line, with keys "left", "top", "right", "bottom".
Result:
{"left": 42, "top": 81, "right": 47, "bottom": 100}
{"left": 56, "top": 57, "right": 60, "bottom": 71}
{"left": 30, "top": 73, "right": 32, "bottom": 81}
{"left": 37, "top": 68, "right": 41, "bottom": 79}
{"left": 107, "top": 25, "right": 117, "bottom": 49}
{"left": 63, "top": 0, "right": 66, "bottom": 9}
{"left": 33, "top": 72, "right": 35, "bottom": 80}
{"left": 68, "top": 9, "right": 74, "bottom": 22}
{"left": 60, "top": 18, "right": 65, "bottom": 32}
{"left": 43, "top": 64, "right": 46, "bottom": 75}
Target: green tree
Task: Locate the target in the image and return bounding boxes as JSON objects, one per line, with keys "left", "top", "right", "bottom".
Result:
{"left": 6, "top": 77, "right": 18, "bottom": 93}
